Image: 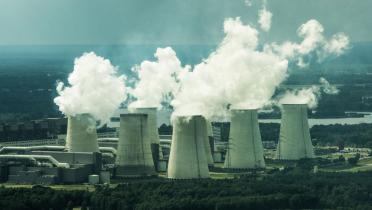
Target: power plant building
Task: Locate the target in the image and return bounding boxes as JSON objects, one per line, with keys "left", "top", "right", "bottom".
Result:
{"left": 167, "top": 115, "right": 210, "bottom": 179}
{"left": 115, "top": 114, "right": 155, "bottom": 177}
{"left": 224, "top": 109, "right": 265, "bottom": 169}
{"left": 276, "top": 104, "right": 315, "bottom": 160}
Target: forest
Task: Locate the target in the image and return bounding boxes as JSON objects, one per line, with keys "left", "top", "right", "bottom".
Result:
{"left": 1, "top": 169, "right": 372, "bottom": 209}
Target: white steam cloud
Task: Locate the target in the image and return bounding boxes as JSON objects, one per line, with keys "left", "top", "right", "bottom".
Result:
{"left": 320, "top": 77, "right": 339, "bottom": 95}
{"left": 172, "top": 17, "right": 288, "bottom": 120}
{"left": 128, "top": 47, "right": 190, "bottom": 109}
{"left": 279, "top": 87, "right": 320, "bottom": 109}
{"left": 54, "top": 52, "right": 127, "bottom": 125}
{"left": 278, "top": 77, "right": 339, "bottom": 109}
{"left": 264, "top": 19, "right": 349, "bottom": 67}
{"left": 171, "top": 17, "right": 348, "bottom": 120}
{"left": 258, "top": 7, "right": 272, "bottom": 32}
{"left": 244, "top": 0, "right": 252, "bottom": 7}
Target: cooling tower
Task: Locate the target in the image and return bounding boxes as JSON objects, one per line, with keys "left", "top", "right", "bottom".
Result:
{"left": 205, "top": 120, "right": 214, "bottom": 166}
{"left": 224, "top": 109, "right": 265, "bottom": 169}
{"left": 167, "top": 115, "right": 210, "bottom": 179}
{"left": 276, "top": 104, "right": 315, "bottom": 160}
{"left": 65, "top": 114, "right": 99, "bottom": 153}
{"left": 116, "top": 114, "right": 155, "bottom": 176}
{"left": 131, "top": 107, "right": 163, "bottom": 159}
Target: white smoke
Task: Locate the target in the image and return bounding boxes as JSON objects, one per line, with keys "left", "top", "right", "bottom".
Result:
{"left": 54, "top": 52, "right": 127, "bottom": 125}
{"left": 319, "top": 77, "right": 339, "bottom": 95}
{"left": 128, "top": 47, "right": 190, "bottom": 109}
{"left": 279, "top": 87, "right": 320, "bottom": 109}
{"left": 244, "top": 0, "right": 252, "bottom": 7}
{"left": 278, "top": 77, "right": 339, "bottom": 109}
{"left": 171, "top": 17, "right": 348, "bottom": 120}
{"left": 258, "top": 7, "right": 272, "bottom": 32}
{"left": 172, "top": 17, "right": 288, "bottom": 120}
{"left": 264, "top": 19, "right": 349, "bottom": 67}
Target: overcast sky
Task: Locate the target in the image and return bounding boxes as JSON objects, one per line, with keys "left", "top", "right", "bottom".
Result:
{"left": 0, "top": 0, "right": 371, "bottom": 45}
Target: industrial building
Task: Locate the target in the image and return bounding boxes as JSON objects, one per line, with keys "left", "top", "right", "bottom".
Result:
{"left": 167, "top": 115, "right": 210, "bottom": 179}
{"left": 0, "top": 146, "right": 103, "bottom": 184}
{"left": 224, "top": 109, "right": 265, "bottom": 169}
{"left": 0, "top": 103, "right": 319, "bottom": 184}
{"left": 276, "top": 104, "right": 315, "bottom": 160}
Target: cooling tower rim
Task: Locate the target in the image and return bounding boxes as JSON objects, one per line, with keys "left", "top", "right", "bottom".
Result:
{"left": 128, "top": 106, "right": 158, "bottom": 113}
{"left": 68, "top": 113, "right": 93, "bottom": 117}
{"left": 131, "top": 107, "right": 158, "bottom": 110}
{"left": 280, "top": 103, "right": 307, "bottom": 106}
{"left": 120, "top": 113, "right": 148, "bottom": 117}
{"left": 230, "top": 108, "right": 258, "bottom": 112}
{"left": 172, "top": 114, "right": 204, "bottom": 118}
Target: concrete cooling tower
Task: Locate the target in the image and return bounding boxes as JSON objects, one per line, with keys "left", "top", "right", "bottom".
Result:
{"left": 205, "top": 120, "right": 214, "bottom": 167}
{"left": 276, "top": 104, "right": 315, "bottom": 160}
{"left": 224, "top": 109, "right": 265, "bottom": 169}
{"left": 116, "top": 114, "right": 155, "bottom": 176}
{"left": 65, "top": 114, "right": 99, "bottom": 153}
{"left": 131, "top": 107, "right": 163, "bottom": 160}
{"left": 167, "top": 115, "right": 210, "bottom": 179}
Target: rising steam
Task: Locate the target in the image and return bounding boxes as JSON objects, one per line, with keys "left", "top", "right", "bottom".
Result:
{"left": 258, "top": 6, "right": 272, "bottom": 32}
{"left": 171, "top": 16, "right": 348, "bottom": 120}
{"left": 128, "top": 47, "right": 190, "bottom": 109}
{"left": 54, "top": 52, "right": 127, "bottom": 125}
{"left": 264, "top": 19, "right": 349, "bottom": 67}
{"left": 278, "top": 77, "right": 339, "bottom": 109}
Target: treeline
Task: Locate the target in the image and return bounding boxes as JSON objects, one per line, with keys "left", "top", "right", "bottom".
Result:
{"left": 160, "top": 122, "right": 372, "bottom": 148}
{"left": 259, "top": 123, "right": 372, "bottom": 148}
{"left": 2, "top": 170, "right": 372, "bottom": 209}
{"left": 0, "top": 185, "right": 89, "bottom": 210}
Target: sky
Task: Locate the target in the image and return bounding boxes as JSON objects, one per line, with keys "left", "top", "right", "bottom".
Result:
{"left": 0, "top": 0, "right": 371, "bottom": 45}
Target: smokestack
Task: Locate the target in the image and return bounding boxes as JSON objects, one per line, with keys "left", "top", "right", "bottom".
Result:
{"left": 116, "top": 114, "right": 155, "bottom": 176}
{"left": 205, "top": 120, "right": 214, "bottom": 167}
{"left": 65, "top": 114, "right": 99, "bottom": 153}
{"left": 131, "top": 107, "right": 163, "bottom": 160}
{"left": 224, "top": 109, "right": 265, "bottom": 169}
{"left": 276, "top": 104, "right": 315, "bottom": 160}
{"left": 167, "top": 115, "right": 210, "bottom": 179}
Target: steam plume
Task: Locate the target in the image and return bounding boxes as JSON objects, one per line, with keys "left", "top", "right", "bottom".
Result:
{"left": 320, "top": 77, "right": 339, "bottom": 95}
{"left": 171, "top": 17, "right": 348, "bottom": 120}
{"left": 258, "top": 6, "right": 272, "bottom": 32}
{"left": 264, "top": 19, "right": 349, "bottom": 67}
{"left": 278, "top": 77, "right": 339, "bottom": 109}
{"left": 54, "top": 52, "right": 127, "bottom": 125}
{"left": 128, "top": 47, "right": 190, "bottom": 109}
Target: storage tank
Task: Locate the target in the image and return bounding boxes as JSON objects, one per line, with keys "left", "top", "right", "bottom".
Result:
{"left": 65, "top": 114, "right": 99, "bottom": 153}
{"left": 224, "top": 109, "right": 265, "bottom": 169}
{"left": 130, "top": 107, "right": 163, "bottom": 160}
{"left": 276, "top": 104, "right": 315, "bottom": 160}
{"left": 116, "top": 114, "right": 155, "bottom": 176}
{"left": 167, "top": 115, "right": 210, "bottom": 179}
